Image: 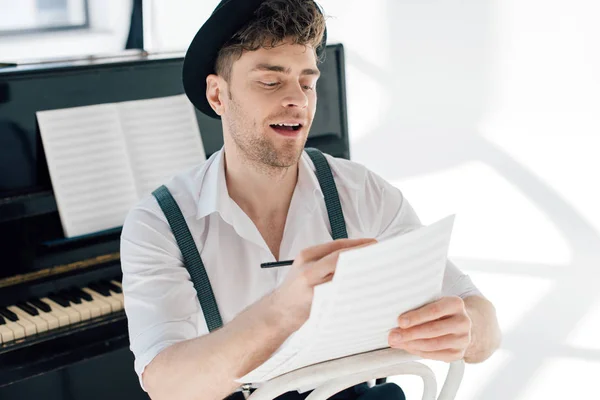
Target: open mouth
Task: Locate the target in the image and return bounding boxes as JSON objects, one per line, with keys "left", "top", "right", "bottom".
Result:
{"left": 270, "top": 123, "right": 303, "bottom": 135}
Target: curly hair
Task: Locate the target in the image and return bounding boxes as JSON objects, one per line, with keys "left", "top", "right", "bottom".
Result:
{"left": 215, "top": 0, "right": 327, "bottom": 83}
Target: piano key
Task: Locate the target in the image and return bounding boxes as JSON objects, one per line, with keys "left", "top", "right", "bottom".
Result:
{"left": 110, "top": 280, "right": 125, "bottom": 304}
{"left": 74, "top": 288, "right": 110, "bottom": 316}
{"left": 48, "top": 293, "right": 70, "bottom": 308}
{"left": 0, "top": 279, "right": 123, "bottom": 346}
{"left": 8, "top": 305, "right": 48, "bottom": 334}
{"left": 73, "top": 288, "right": 93, "bottom": 302}
{"left": 82, "top": 287, "right": 120, "bottom": 313}
{"left": 59, "top": 289, "right": 82, "bottom": 305}
{"left": 29, "top": 299, "right": 70, "bottom": 328}
{"left": 29, "top": 298, "right": 52, "bottom": 313}
{"left": 102, "top": 280, "right": 122, "bottom": 294}
{"left": 88, "top": 282, "right": 111, "bottom": 297}
{"left": 4, "top": 320, "right": 25, "bottom": 340}
{"left": 88, "top": 283, "right": 123, "bottom": 311}
{"left": 43, "top": 297, "right": 81, "bottom": 324}
{"left": 0, "top": 307, "right": 19, "bottom": 322}
{"left": 67, "top": 288, "right": 101, "bottom": 318}
{"left": 5, "top": 307, "right": 37, "bottom": 336}
{"left": 0, "top": 323, "right": 15, "bottom": 343}
{"left": 25, "top": 300, "right": 60, "bottom": 330}
{"left": 16, "top": 302, "right": 39, "bottom": 316}
{"left": 56, "top": 292, "right": 91, "bottom": 321}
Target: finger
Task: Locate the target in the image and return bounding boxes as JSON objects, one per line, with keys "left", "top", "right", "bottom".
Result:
{"left": 295, "top": 238, "right": 376, "bottom": 265}
{"left": 390, "top": 334, "right": 471, "bottom": 352}
{"left": 398, "top": 296, "right": 464, "bottom": 328}
{"left": 390, "top": 314, "right": 470, "bottom": 342}
{"left": 401, "top": 348, "right": 465, "bottom": 363}
{"left": 303, "top": 240, "right": 376, "bottom": 286}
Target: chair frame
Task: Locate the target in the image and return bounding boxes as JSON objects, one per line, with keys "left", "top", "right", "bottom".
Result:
{"left": 247, "top": 348, "right": 465, "bottom": 400}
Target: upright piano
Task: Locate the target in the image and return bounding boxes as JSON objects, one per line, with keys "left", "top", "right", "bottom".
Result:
{"left": 0, "top": 45, "right": 349, "bottom": 400}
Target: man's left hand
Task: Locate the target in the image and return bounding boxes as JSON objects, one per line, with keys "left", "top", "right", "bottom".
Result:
{"left": 388, "top": 296, "right": 472, "bottom": 362}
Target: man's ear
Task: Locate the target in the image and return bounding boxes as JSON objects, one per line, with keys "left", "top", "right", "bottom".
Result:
{"left": 206, "top": 74, "right": 226, "bottom": 116}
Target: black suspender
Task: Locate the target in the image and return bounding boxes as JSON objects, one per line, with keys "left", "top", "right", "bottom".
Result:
{"left": 152, "top": 186, "right": 223, "bottom": 332}
{"left": 304, "top": 148, "right": 348, "bottom": 240}
{"left": 151, "top": 148, "right": 347, "bottom": 331}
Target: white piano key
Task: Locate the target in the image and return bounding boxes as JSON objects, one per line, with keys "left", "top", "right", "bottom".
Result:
{"left": 32, "top": 307, "right": 60, "bottom": 330}
{"left": 5, "top": 319, "right": 26, "bottom": 339}
{"left": 86, "top": 286, "right": 122, "bottom": 312}
{"left": 32, "top": 301, "right": 70, "bottom": 328}
{"left": 71, "top": 292, "right": 102, "bottom": 319}
{"left": 43, "top": 297, "right": 81, "bottom": 324}
{"left": 110, "top": 281, "right": 125, "bottom": 306}
{"left": 6, "top": 306, "right": 48, "bottom": 336}
{"left": 6, "top": 307, "right": 37, "bottom": 336}
{"left": 80, "top": 288, "right": 112, "bottom": 315}
{"left": 67, "top": 300, "right": 92, "bottom": 321}
{"left": 0, "top": 323, "right": 15, "bottom": 343}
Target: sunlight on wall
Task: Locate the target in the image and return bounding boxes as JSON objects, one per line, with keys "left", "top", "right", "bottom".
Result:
{"left": 466, "top": 272, "right": 556, "bottom": 334}
{"left": 515, "top": 357, "right": 600, "bottom": 399}
{"left": 388, "top": 349, "right": 511, "bottom": 400}
{"left": 481, "top": 122, "right": 600, "bottom": 240}
{"left": 566, "top": 297, "right": 600, "bottom": 351}
{"left": 390, "top": 161, "right": 572, "bottom": 265}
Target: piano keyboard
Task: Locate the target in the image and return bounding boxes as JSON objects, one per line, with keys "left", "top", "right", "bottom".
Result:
{"left": 0, "top": 280, "right": 124, "bottom": 344}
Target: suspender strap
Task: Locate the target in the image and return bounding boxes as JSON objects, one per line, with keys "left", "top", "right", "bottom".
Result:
{"left": 151, "top": 149, "right": 346, "bottom": 333}
{"left": 152, "top": 185, "right": 223, "bottom": 332}
{"left": 305, "top": 148, "right": 349, "bottom": 240}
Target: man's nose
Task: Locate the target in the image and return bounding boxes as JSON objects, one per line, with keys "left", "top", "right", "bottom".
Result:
{"left": 281, "top": 82, "right": 309, "bottom": 109}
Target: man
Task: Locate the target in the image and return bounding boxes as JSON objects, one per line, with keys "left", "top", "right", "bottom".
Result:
{"left": 120, "top": 0, "right": 502, "bottom": 399}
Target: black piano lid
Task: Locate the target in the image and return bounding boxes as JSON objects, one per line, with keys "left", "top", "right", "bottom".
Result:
{"left": 0, "top": 45, "right": 350, "bottom": 285}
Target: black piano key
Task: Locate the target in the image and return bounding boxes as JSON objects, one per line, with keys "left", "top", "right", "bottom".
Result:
{"left": 16, "top": 302, "right": 39, "bottom": 316}
{"left": 48, "top": 293, "right": 71, "bottom": 308}
{"left": 29, "top": 298, "right": 52, "bottom": 313}
{"left": 71, "top": 287, "right": 92, "bottom": 302}
{"left": 0, "top": 307, "right": 19, "bottom": 322}
{"left": 88, "top": 282, "right": 111, "bottom": 297}
{"left": 66, "top": 288, "right": 83, "bottom": 302}
{"left": 0, "top": 315, "right": 5, "bottom": 325}
{"left": 102, "top": 280, "right": 122, "bottom": 294}
{"left": 59, "top": 290, "right": 81, "bottom": 304}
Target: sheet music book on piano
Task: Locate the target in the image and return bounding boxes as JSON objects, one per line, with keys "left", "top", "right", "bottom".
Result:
{"left": 36, "top": 94, "right": 206, "bottom": 238}
{"left": 237, "top": 214, "right": 455, "bottom": 384}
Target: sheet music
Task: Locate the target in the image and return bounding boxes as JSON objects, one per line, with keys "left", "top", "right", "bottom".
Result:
{"left": 37, "top": 104, "right": 139, "bottom": 238}
{"left": 37, "top": 95, "right": 205, "bottom": 238}
{"left": 119, "top": 95, "right": 206, "bottom": 198}
{"left": 238, "top": 215, "right": 455, "bottom": 383}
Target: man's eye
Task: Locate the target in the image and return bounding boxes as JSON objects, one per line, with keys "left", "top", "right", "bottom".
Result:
{"left": 261, "top": 82, "right": 279, "bottom": 87}
{"left": 303, "top": 85, "right": 315, "bottom": 91}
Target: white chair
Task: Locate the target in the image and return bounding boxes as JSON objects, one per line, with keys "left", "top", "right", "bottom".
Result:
{"left": 248, "top": 348, "right": 465, "bottom": 400}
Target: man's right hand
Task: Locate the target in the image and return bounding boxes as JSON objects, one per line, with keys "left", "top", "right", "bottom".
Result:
{"left": 269, "top": 238, "right": 377, "bottom": 332}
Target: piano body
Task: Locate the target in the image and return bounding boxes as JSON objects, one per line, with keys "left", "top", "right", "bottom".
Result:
{"left": 0, "top": 45, "right": 349, "bottom": 399}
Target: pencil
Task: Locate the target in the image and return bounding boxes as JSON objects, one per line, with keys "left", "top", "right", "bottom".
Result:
{"left": 260, "top": 260, "right": 294, "bottom": 268}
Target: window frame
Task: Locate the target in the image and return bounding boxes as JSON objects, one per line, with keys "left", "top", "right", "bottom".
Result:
{"left": 0, "top": 0, "right": 90, "bottom": 37}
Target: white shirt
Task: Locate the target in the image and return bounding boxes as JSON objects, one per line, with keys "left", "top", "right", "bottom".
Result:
{"left": 120, "top": 148, "right": 482, "bottom": 386}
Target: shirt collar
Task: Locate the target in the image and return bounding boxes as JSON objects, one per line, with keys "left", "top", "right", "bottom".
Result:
{"left": 195, "top": 148, "right": 232, "bottom": 222}
{"left": 195, "top": 149, "right": 322, "bottom": 222}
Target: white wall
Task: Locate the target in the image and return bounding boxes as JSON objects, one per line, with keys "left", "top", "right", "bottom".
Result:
{"left": 335, "top": 1, "right": 600, "bottom": 399}
{"left": 0, "top": 0, "right": 132, "bottom": 62}
{"left": 145, "top": 1, "right": 600, "bottom": 399}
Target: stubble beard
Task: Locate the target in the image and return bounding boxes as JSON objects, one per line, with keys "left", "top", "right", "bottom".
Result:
{"left": 227, "top": 96, "right": 307, "bottom": 173}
